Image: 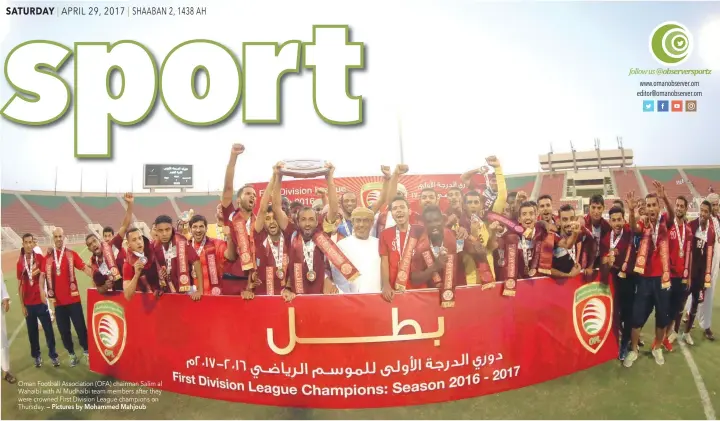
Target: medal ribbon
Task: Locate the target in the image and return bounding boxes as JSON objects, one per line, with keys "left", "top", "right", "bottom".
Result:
{"left": 396, "top": 227, "right": 410, "bottom": 258}
{"left": 68, "top": 253, "right": 79, "bottom": 297}
{"left": 53, "top": 244, "right": 65, "bottom": 275}
{"left": 23, "top": 253, "right": 34, "bottom": 286}
{"left": 269, "top": 235, "right": 285, "bottom": 270}
{"left": 676, "top": 219, "right": 686, "bottom": 258}
{"left": 302, "top": 240, "right": 315, "bottom": 274}
{"left": 45, "top": 256, "right": 55, "bottom": 301}
{"left": 100, "top": 240, "right": 120, "bottom": 281}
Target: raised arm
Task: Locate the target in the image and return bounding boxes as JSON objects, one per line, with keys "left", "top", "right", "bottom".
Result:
{"left": 653, "top": 180, "right": 675, "bottom": 227}
{"left": 315, "top": 187, "right": 329, "bottom": 206}
{"left": 557, "top": 220, "right": 582, "bottom": 250}
{"left": 221, "top": 144, "right": 245, "bottom": 208}
{"left": 487, "top": 156, "right": 507, "bottom": 214}
{"left": 326, "top": 163, "right": 339, "bottom": 224}
{"left": 514, "top": 191, "right": 528, "bottom": 218}
{"left": 626, "top": 191, "right": 641, "bottom": 234}
{"left": 271, "top": 163, "right": 290, "bottom": 230}
{"left": 224, "top": 233, "right": 237, "bottom": 262}
{"left": 255, "top": 172, "right": 276, "bottom": 233}
{"left": 460, "top": 168, "right": 482, "bottom": 191}
{"left": 371, "top": 166, "right": 393, "bottom": 214}
{"left": 381, "top": 165, "right": 409, "bottom": 213}
{"left": 118, "top": 193, "right": 135, "bottom": 237}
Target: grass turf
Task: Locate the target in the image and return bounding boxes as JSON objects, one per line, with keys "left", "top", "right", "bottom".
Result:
{"left": 1, "top": 245, "right": 718, "bottom": 419}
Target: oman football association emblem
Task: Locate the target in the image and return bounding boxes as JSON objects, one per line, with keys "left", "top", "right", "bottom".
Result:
{"left": 572, "top": 282, "right": 613, "bottom": 354}
{"left": 92, "top": 301, "right": 127, "bottom": 365}
{"left": 360, "top": 181, "right": 408, "bottom": 208}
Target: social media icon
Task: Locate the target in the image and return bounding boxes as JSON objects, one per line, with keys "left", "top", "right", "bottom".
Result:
{"left": 671, "top": 100, "right": 683, "bottom": 112}
{"left": 657, "top": 100, "right": 669, "bottom": 112}
{"left": 643, "top": 100, "right": 655, "bottom": 112}
{"left": 686, "top": 100, "right": 697, "bottom": 112}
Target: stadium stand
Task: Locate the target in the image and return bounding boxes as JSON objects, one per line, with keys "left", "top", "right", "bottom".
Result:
{"left": 536, "top": 173, "right": 565, "bottom": 200}
{"left": 175, "top": 195, "right": 220, "bottom": 221}
{"left": 23, "top": 195, "right": 88, "bottom": 235}
{"left": 640, "top": 169, "right": 692, "bottom": 201}
{"left": 73, "top": 196, "right": 127, "bottom": 228}
{"left": 611, "top": 169, "right": 642, "bottom": 199}
{"left": 0, "top": 193, "right": 43, "bottom": 236}
{"left": 505, "top": 175, "right": 536, "bottom": 193}
{"left": 131, "top": 196, "right": 177, "bottom": 226}
{"left": 683, "top": 167, "right": 720, "bottom": 196}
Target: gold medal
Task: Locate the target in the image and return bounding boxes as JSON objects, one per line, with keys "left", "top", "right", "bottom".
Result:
{"left": 307, "top": 270, "right": 316, "bottom": 282}
{"left": 276, "top": 268, "right": 285, "bottom": 280}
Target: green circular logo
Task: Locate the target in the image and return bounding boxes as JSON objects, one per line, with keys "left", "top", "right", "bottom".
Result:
{"left": 650, "top": 22, "right": 693, "bottom": 66}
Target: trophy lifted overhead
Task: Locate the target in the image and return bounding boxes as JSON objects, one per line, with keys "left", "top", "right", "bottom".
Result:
{"left": 177, "top": 209, "right": 195, "bottom": 239}
{"left": 279, "top": 159, "right": 330, "bottom": 179}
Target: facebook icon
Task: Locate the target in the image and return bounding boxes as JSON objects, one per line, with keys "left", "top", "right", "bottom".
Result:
{"left": 643, "top": 100, "right": 655, "bottom": 112}
{"left": 657, "top": 100, "right": 669, "bottom": 112}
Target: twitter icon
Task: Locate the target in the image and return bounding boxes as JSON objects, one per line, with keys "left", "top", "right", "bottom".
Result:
{"left": 643, "top": 100, "right": 655, "bottom": 112}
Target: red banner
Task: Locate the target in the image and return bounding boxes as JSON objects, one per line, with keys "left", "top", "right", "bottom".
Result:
{"left": 251, "top": 174, "right": 477, "bottom": 213}
{"left": 87, "top": 277, "right": 617, "bottom": 409}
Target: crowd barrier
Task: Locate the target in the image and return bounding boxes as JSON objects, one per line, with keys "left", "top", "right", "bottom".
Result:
{"left": 87, "top": 276, "right": 617, "bottom": 409}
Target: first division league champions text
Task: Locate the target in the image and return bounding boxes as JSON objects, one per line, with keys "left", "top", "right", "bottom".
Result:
{"left": 172, "top": 353, "right": 521, "bottom": 398}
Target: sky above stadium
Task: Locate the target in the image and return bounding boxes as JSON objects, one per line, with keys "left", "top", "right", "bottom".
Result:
{"left": 1, "top": 0, "right": 719, "bottom": 193}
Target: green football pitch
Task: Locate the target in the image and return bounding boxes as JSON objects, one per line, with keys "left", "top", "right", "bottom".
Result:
{"left": 2, "top": 245, "right": 719, "bottom": 420}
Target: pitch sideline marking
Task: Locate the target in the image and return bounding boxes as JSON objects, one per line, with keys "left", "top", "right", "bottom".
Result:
{"left": 679, "top": 340, "right": 717, "bottom": 420}
{"left": 8, "top": 318, "right": 26, "bottom": 347}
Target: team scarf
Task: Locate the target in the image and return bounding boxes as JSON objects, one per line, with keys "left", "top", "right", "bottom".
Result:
{"left": 193, "top": 236, "right": 222, "bottom": 296}
{"left": 124, "top": 239, "right": 155, "bottom": 293}
{"left": 91, "top": 239, "right": 122, "bottom": 283}
{"left": 634, "top": 217, "right": 670, "bottom": 288}
{"left": 44, "top": 248, "right": 79, "bottom": 301}
{"left": 290, "top": 229, "right": 359, "bottom": 294}
{"left": 154, "top": 232, "right": 192, "bottom": 293}
{"left": 228, "top": 209, "right": 256, "bottom": 272}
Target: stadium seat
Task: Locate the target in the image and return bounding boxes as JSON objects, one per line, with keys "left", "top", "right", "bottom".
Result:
{"left": 1, "top": 193, "right": 44, "bottom": 236}
{"left": 22, "top": 194, "right": 87, "bottom": 236}
{"left": 175, "top": 195, "right": 221, "bottom": 222}
{"left": 537, "top": 173, "right": 565, "bottom": 200}
{"left": 640, "top": 169, "right": 692, "bottom": 202}
{"left": 132, "top": 196, "right": 176, "bottom": 226}
{"left": 683, "top": 167, "right": 720, "bottom": 197}
{"left": 73, "top": 196, "right": 128, "bottom": 230}
{"left": 612, "top": 169, "right": 642, "bottom": 199}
